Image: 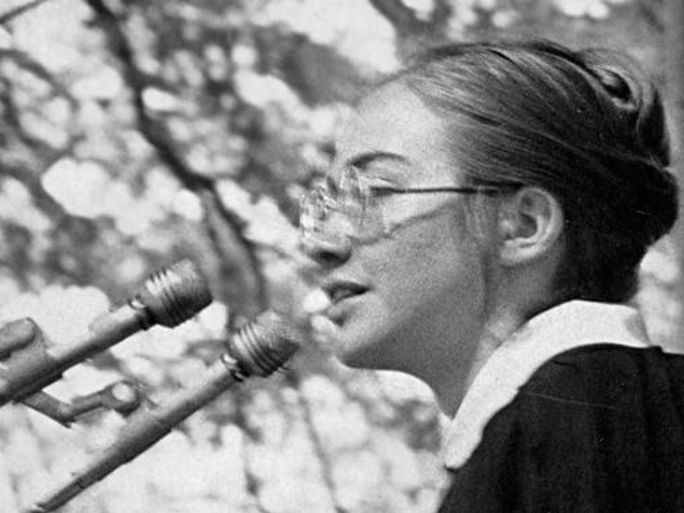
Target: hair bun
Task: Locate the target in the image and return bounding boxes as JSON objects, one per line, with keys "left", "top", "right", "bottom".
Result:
{"left": 580, "top": 49, "right": 641, "bottom": 106}
{"left": 579, "top": 48, "right": 670, "bottom": 168}
{"left": 577, "top": 48, "right": 677, "bottom": 244}
{"left": 631, "top": 164, "right": 679, "bottom": 246}
{"left": 588, "top": 63, "right": 632, "bottom": 103}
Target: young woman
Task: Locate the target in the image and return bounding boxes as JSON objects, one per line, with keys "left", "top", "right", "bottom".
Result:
{"left": 300, "top": 39, "right": 684, "bottom": 511}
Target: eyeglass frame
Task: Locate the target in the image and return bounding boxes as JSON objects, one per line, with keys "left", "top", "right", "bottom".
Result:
{"left": 299, "top": 167, "right": 524, "bottom": 240}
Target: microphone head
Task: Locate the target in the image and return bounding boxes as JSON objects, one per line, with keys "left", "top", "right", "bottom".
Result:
{"left": 227, "top": 311, "right": 302, "bottom": 377}
{"left": 134, "top": 259, "right": 213, "bottom": 327}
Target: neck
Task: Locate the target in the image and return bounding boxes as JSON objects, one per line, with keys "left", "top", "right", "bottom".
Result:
{"left": 428, "top": 303, "right": 529, "bottom": 417}
{"left": 426, "top": 259, "right": 563, "bottom": 416}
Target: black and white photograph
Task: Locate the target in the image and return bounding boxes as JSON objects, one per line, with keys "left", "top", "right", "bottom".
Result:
{"left": 0, "top": 1, "right": 682, "bottom": 512}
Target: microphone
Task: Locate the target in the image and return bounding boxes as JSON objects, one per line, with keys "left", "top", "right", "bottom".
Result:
{"left": 24, "top": 311, "right": 302, "bottom": 513}
{"left": 0, "top": 259, "right": 212, "bottom": 408}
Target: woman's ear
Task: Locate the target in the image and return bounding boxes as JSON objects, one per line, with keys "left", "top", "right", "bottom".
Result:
{"left": 497, "top": 187, "right": 564, "bottom": 267}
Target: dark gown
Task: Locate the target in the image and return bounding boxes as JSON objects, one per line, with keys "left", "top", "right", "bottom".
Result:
{"left": 437, "top": 344, "right": 684, "bottom": 512}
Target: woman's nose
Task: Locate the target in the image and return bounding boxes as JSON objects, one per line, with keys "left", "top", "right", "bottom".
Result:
{"left": 300, "top": 229, "right": 352, "bottom": 268}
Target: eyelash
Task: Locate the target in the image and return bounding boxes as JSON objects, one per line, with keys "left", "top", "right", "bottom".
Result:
{"left": 367, "top": 185, "right": 398, "bottom": 198}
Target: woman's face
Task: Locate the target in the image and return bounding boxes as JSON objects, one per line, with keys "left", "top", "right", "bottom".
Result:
{"left": 304, "top": 83, "right": 492, "bottom": 378}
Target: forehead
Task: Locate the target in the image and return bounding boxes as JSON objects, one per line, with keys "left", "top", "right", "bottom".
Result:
{"left": 334, "top": 82, "right": 457, "bottom": 180}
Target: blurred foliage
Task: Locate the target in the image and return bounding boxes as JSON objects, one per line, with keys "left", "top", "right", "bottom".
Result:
{"left": 0, "top": 0, "right": 680, "bottom": 512}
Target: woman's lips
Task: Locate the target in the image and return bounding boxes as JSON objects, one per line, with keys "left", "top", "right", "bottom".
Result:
{"left": 303, "top": 281, "right": 369, "bottom": 328}
{"left": 316, "top": 281, "right": 368, "bottom": 325}
{"left": 325, "top": 281, "right": 368, "bottom": 305}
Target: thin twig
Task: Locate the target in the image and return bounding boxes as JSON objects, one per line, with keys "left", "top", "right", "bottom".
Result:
{"left": 0, "top": 0, "right": 52, "bottom": 26}
{"left": 367, "top": 0, "right": 428, "bottom": 35}
{"left": 0, "top": 49, "right": 78, "bottom": 105}
{"left": 283, "top": 370, "right": 349, "bottom": 513}
{"left": 367, "top": 0, "right": 452, "bottom": 58}
{"left": 232, "top": 390, "right": 272, "bottom": 513}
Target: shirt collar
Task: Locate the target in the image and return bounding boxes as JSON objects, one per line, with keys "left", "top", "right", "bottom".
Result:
{"left": 443, "top": 300, "right": 651, "bottom": 470}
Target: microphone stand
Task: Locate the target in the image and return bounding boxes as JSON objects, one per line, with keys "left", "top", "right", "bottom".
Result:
{"left": 0, "top": 259, "right": 212, "bottom": 424}
{"left": 23, "top": 311, "right": 301, "bottom": 513}
{"left": 26, "top": 354, "right": 247, "bottom": 513}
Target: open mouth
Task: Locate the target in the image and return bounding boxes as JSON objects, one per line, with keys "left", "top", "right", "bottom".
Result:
{"left": 325, "top": 282, "right": 368, "bottom": 305}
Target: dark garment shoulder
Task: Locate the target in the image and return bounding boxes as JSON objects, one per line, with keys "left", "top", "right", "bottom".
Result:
{"left": 438, "top": 345, "right": 684, "bottom": 513}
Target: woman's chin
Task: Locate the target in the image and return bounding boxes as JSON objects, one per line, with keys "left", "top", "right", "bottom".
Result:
{"left": 333, "top": 329, "right": 401, "bottom": 370}
{"left": 310, "top": 300, "right": 404, "bottom": 369}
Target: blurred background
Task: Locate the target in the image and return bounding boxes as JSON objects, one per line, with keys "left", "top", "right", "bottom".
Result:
{"left": 0, "top": 0, "right": 682, "bottom": 512}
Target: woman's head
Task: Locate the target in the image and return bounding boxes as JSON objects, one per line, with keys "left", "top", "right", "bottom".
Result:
{"left": 303, "top": 81, "right": 494, "bottom": 380}
{"left": 391, "top": 39, "right": 678, "bottom": 303}
{"left": 301, "top": 39, "right": 678, "bottom": 410}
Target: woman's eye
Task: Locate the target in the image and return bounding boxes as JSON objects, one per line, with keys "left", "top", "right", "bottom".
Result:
{"left": 368, "top": 185, "right": 397, "bottom": 199}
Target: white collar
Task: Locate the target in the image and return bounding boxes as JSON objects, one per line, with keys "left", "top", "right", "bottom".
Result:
{"left": 442, "top": 300, "right": 651, "bottom": 470}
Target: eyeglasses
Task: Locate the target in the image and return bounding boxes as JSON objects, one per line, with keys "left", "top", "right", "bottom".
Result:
{"left": 300, "top": 166, "right": 521, "bottom": 242}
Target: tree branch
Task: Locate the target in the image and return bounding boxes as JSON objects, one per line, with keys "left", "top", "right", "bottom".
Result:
{"left": 368, "top": 0, "right": 428, "bottom": 35}
{"left": 232, "top": 390, "right": 272, "bottom": 513}
{"left": 432, "top": 0, "right": 453, "bottom": 28}
{"left": 0, "top": 49, "right": 78, "bottom": 106}
{"left": 283, "top": 370, "right": 348, "bottom": 513}
{"left": 0, "top": 0, "right": 53, "bottom": 26}
{"left": 0, "top": 146, "right": 70, "bottom": 221}
{"left": 84, "top": 0, "right": 268, "bottom": 313}
{"left": 203, "top": 190, "right": 268, "bottom": 316}
{"left": 367, "top": 0, "right": 452, "bottom": 58}
{"left": 84, "top": 0, "right": 213, "bottom": 190}
{"left": 638, "top": 0, "right": 664, "bottom": 32}
{"left": 368, "top": 0, "right": 451, "bottom": 37}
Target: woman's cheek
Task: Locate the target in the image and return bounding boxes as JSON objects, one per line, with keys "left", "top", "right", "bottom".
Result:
{"left": 310, "top": 314, "right": 340, "bottom": 348}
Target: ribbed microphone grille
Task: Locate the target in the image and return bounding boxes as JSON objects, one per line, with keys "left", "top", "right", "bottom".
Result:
{"left": 228, "top": 311, "right": 301, "bottom": 377}
{"left": 138, "top": 260, "right": 213, "bottom": 327}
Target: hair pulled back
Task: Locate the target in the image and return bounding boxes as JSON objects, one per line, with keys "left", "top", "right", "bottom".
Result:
{"left": 393, "top": 39, "right": 678, "bottom": 302}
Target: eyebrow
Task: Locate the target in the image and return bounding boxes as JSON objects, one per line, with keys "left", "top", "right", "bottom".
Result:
{"left": 346, "top": 151, "right": 409, "bottom": 171}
